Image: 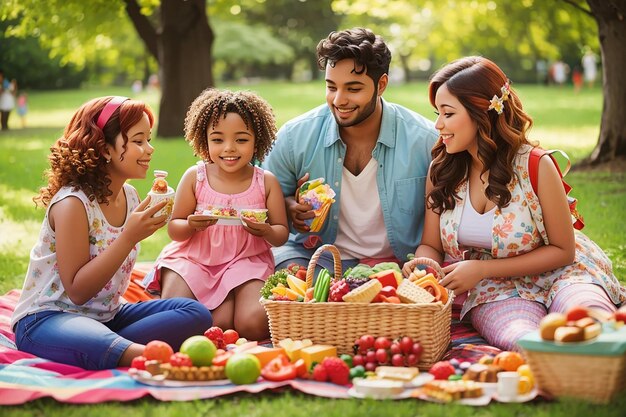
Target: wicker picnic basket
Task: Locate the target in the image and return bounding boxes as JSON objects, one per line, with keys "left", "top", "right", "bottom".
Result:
{"left": 260, "top": 244, "right": 452, "bottom": 370}
{"left": 519, "top": 332, "right": 626, "bottom": 404}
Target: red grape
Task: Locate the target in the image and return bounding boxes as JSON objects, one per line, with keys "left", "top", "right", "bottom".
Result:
{"left": 411, "top": 342, "right": 423, "bottom": 358}
{"left": 400, "top": 336, "right": 413, "bottom": 354}
{"left": 352, "top": 354, "right": 364, "bottom": 367}
{"left": 375, "top": 348, "right": 388, "bottom": 364}
{"left": 359, "top": 335, "right": 375, "bottom": 351}
{"left": 374, "top": 336, "right": 391, "bottom": 350}
{"left": 391, "top": 354, "right": 404, "bottom": 367}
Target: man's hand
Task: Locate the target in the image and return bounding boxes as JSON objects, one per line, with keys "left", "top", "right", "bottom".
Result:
{"left": 287, "top": 173, "right": 315, "bottom": 233}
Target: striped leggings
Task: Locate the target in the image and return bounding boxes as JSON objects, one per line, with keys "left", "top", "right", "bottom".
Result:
{"left": 470, "top": 284, "right": 617, "bottom": 352}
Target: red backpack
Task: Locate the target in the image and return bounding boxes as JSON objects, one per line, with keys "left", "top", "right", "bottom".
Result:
{"left": 528, "top": 147, "right": 584, "bottom": 230}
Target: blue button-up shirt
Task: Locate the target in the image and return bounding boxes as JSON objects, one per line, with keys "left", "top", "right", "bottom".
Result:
{"left": 263, "top": 99, "right": 438, "bottom": 265}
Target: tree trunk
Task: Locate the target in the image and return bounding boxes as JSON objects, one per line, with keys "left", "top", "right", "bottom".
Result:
{"left": 157, "top": 0, "right": 214, "bottom": 137}
{"left": 584, "top": 0, "right": 626, "bottom": 165}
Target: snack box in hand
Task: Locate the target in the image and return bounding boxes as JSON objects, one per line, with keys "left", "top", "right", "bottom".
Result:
{"left": 297, "top": 177, "right": 336, "bottom": 232}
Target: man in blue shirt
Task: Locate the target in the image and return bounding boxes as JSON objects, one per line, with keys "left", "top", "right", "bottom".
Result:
{"left": 263, "top": 27, "right": 438, "bottom": 273}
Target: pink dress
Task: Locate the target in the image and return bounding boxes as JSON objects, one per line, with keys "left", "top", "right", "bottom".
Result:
{"left": 145, "top": 162, "right": 274, "bottom": 309}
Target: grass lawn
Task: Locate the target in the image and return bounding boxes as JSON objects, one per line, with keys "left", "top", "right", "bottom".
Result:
{"left": 0, "top": 81, "right": 624, "bottom": 415}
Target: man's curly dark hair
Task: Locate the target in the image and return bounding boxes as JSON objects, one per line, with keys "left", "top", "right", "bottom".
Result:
{"left": 316, "top": 27, "right": 391, "bottom": 86}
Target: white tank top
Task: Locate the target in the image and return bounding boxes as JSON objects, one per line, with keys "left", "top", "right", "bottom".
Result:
{"left": 457, "top": 182, "right": 495, "bottom": 250}
{"left": 334, "top": 158, "right": 394, "bottom": 260}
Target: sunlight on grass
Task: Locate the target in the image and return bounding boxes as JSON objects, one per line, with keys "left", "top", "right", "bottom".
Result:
{"left": 0, "top": 207, "right": 39, "bottom": 258}
{"left": 530, "top": 126, "right": 599, "bottom": 163}
{"left": 2, "top": 138, "right": 49, "bottom": 151}
{"left": 0, "top": 184, "right": 40, "bottom": 210}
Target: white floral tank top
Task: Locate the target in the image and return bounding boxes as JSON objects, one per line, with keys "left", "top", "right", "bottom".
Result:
{"left": 441, "top": 144, "right": 625, "bottom": 318}
{"left": 11, "top": 184, "right": 140, "bottom": 328}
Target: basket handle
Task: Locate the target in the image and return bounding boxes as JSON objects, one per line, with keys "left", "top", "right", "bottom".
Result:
{"left": 410, "top": 257, "right": 445, "bottom": 281}
{"left": 305, "top": 244, "right": 343, "bottom": 290}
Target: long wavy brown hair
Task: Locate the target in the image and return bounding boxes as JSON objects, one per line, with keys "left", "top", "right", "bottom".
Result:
{"left": 427, "top": 56, "right": 534, "bottom": 213}
{"left": 35, "top": 97, "right": 154, "bottom": 207}
{"left": 184, "top": 88, "right": 277, "bottom": 163}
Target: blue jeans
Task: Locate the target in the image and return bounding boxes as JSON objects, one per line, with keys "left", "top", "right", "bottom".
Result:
{"left": 14, "top": 298, "right": 212, "bottom": 370}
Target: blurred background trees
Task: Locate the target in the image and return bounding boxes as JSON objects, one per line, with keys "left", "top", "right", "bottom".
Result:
{"left": 0, "top": 0, "right": 623, "bottom": 163}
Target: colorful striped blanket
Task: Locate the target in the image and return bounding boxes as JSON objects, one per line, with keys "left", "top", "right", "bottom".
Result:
{"left": 0, "top": 288, "right": 499, "bottom": 405}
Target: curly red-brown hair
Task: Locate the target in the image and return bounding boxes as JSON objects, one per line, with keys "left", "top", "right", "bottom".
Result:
{"left": 427, "top": 56, "right": 535, "bottom": 213}
{"left": 35, "top": 96, "right": 154, "bottom": 207}
{"left": 184, "top": 88, "right": 276, "bottom": 163}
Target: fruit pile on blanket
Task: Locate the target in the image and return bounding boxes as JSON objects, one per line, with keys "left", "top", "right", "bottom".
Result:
{"left": 127, "top": 288, "right": 625, "bottom": 403}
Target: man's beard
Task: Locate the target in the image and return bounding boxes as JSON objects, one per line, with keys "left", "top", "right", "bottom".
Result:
{"left": 333, "top": 90, "right": 378, "bottom": 128}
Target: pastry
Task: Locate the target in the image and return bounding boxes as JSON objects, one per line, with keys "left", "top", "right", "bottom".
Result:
{"left": 462, "top": 363, "right": 502, "bottom": 383}
{"left": 159, "top": 363, "right": 226, "bottom": 381}
{"left": 539, "top": 312, "right": 567, "bottom": 341}
{"left": 421, "top": 380, "right": 484, "bottom": 402}
{"left": 554, "top": 326, "right": 585, "bottom": 342}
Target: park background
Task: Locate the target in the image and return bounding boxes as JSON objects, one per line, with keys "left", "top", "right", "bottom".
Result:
{"left": 1, "top": 1, "right": 625, "bottom": 416}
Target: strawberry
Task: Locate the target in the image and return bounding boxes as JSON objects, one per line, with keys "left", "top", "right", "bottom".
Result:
{"left": 429, "top": 361, "right": 456, "bottom": 380}
{"left": 328, "top": 280, "right": 350, "bottom": 302}
{"left": 321, "top": 357, "right": 350, "bottom": 385}
{"left": 130, "top": 355, "right": 147, "bottom": 370}
{"left": 169, "top": 352, "right": 193, "bottom": 367}
{"left": 204, "top": 326, "right": 225, "bottom": 349}
{"left": 566, "top": 305, "right": 589, "bottom": 321}
{"left": 312, "top": 363, "right": 327, "bottom": 382}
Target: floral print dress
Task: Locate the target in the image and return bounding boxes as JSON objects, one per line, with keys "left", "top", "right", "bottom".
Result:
{"left": 440, "top": 144, "right": 625, "bottom": 319}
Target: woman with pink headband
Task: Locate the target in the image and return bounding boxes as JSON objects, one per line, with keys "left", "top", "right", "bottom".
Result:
{"left": 11, "top": 96, "right": 213, "bottom": 370}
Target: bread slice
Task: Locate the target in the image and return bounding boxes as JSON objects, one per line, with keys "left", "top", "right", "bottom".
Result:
{"left": 396, "top": 280, "right": 435, "bottom": 304}
{"left": 375, "top": 366, "right": 419, "bottom": 382}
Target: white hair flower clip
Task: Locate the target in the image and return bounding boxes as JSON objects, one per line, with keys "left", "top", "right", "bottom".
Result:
{"left": 488, "top": 81, "right": 511, "bottom": 115}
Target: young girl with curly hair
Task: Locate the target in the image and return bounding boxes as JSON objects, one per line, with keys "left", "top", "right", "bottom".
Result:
{"left": 11, "top": 96, "right": 213, "bottom": 370}
{"left": 144, "top": 89, "right": 289, "bottom": 341}
{"left": 403, "top": 57, "right": 625, "bottom": 351}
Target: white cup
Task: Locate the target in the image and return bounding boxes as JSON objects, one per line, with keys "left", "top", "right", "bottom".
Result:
{"left": 497, "top": 371, "right": 520, "bottom": 400}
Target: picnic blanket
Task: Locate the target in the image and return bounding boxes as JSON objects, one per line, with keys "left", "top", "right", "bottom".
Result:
{"left": 0, "top": 282, "right": 499, "bottom": 405}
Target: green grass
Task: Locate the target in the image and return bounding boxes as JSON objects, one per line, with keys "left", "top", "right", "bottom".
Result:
{"left": 0, "top": 81, "right": 624, "bottom": 415}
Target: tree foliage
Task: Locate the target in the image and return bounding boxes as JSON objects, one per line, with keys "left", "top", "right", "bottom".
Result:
{"left": 334, "top": 0, "right": 598, "bottom": 82}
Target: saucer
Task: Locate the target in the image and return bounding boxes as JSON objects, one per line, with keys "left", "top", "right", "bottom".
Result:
{"left": 493, "top": 388, "right": 539, "bottom": 403}
{"left": 347, "top": 387, "right": 413, "bottom": 400}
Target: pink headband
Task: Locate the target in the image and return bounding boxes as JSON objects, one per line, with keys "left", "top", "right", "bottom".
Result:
{"left": 96, "top": 96, "right": 129, "bottom": 130}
